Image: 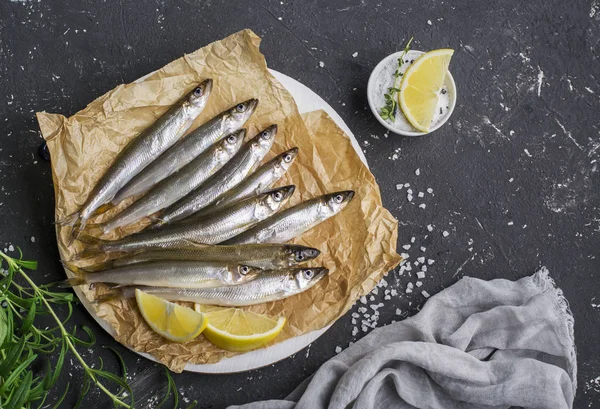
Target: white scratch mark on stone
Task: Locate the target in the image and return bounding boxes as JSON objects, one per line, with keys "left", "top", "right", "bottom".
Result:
{"left": 585, "top": 87, "right": 594, "bottom": 93}
{"left": 554, "top": 118, "right": 584, "bottom": 151}
{"left": 524, "top": 149, "right": 532, "bottom": 157}
{"left": 537, "top": 68, "right": 544, "bottom": 97}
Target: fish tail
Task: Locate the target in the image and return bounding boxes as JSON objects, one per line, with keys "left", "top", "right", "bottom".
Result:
{"left": 79, "top": 259, "right": 114, "bottom": 272}
{"left": 54, "top": 211, "right": 80, "bottom": 226}
{"left": 76, "top": 233, "right": 105, "bottom": 246}
{"left": 69, "top": 234, "right": 105, "bottom": 260}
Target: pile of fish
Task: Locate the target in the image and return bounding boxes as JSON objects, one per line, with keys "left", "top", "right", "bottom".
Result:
{"left": 58, "top": 81, "right": 355, "bottom": 307}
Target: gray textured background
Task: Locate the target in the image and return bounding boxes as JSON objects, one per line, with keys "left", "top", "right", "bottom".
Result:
{"left": 0, "top": 0, "right": 599, "bottom": 407}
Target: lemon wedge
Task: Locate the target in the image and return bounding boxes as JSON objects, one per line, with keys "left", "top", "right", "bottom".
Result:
{"left": 136, "top": 289, "right": 208, "bottom": 343}
{"left": 399, "top": 48, "right": 454, "bottom": 132}
{"left": 195, "top": 304, "right": 286, "bottom": 352}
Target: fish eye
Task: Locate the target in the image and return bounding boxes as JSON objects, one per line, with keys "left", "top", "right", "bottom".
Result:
{"left": 236, "top": 103, "right": 245, "bottom": 112}
{"left": 227, "top": 135, "right": 236, "bottom": 143}
{"left": 296, "top": 253, "right": 304, "bottom": 261}
{"left": 240, "top": 266, "right": 249, "bottom": 274}
{"left": 193, "top": 87, "right": 203, "bottom": 96}
{"left": 261, "top": 131, "right": 269, "bottom": 138}
{"left": 304, "top": 269, "right": 314, "bottom": 279}
{"left": 335, "top": 194, "right": 344, "bottom": 203}
{"left": 273, "top": 191, "right": 283, "bottom": 200}
{"left": 284, "top": 154, "right": 292, "bottom": 162}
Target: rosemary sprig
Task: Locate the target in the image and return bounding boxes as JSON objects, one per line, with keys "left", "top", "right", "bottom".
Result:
{"left": 0, "top": 249, "right": 193, "bottom": 408}
{"left": 379, "top": 37, "right": 414, "bottom": 121}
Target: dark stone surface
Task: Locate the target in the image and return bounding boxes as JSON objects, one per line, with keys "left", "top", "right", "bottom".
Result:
{"left": 1, "top": 0, "right": 599, "bottom": 407}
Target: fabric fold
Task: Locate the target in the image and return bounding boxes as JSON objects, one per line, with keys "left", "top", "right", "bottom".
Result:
{"left": 230, "top": 268, "right": 576, "bottom": 409}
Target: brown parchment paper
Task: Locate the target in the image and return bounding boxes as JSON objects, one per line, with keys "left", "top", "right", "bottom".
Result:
{"left": 36, "top": 29, "right": 401, "bottom": 372}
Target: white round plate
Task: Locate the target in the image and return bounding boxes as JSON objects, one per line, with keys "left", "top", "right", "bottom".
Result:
{"left": 72, "top": 69, "right": 367, "bottom": 373}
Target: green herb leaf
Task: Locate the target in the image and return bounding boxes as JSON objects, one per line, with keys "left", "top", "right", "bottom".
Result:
{"left": 5, "top": 370, "right": 33, "bottom": 409}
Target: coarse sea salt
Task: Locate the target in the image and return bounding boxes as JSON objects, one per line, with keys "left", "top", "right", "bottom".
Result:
{"left": 417, "top": 271, "right": 426, "bottom": 279}
{"left": 442, "top": 231, "right": 449, "bottom": 237}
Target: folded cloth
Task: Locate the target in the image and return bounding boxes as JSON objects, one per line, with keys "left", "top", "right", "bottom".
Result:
{"left": 229, "top": 268, "right": 576, "bottom": 409}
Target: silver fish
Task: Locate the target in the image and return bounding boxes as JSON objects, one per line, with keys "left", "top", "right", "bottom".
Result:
{"left": 113, "top": 99, "right": 258, "bottom": 204}
{"left": 189, "top": 147, "right": 298, "bottom": 220}
{"left": 100, "top": 129, "right": 245, "bottom": 233}
{"left": 156, "top": 124, "right": 278, "bottom": 224}
{"left": 62, "top": 261, "right": 261, "bottom": 288}
{"left": 78, "top": 244, "right": 321, "bottom": 271}
{"left": 56, "top": 80, "right": 213, "bottom": 241}
{"left": 95, "top": 267, "right": 329, "bottom": 306}
{"left": 224, "top": 190, "right": 355, "bottom": 245}
{"left": 77, "top": 185, "right": 295, "bottom": 254}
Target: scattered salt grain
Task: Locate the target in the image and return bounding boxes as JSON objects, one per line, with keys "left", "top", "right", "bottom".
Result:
{"left": 404, "top": 183, "right": 410, "bottom": 188}
{"left": 427, "top": 224, "right": 433, "bottom": 232}
{"left": 420, "top": 246, "right": 426, "bottom": 252}
{"left": 524, "top": 149, "right": 532, "bottom": 157}
{"left": 390, "top": 289, "right": 398, "bottom": 296}
{"left": 428, "top": 259, "right": 435, "bottom": 265}
{"left": 396, "top": 184, "right": 403, "bottom": 190}
{"left": 360, "top": 296, "right": 367, "bottom": 304}
{"left": 421, "top": 265, "right": 428, "bottom": 272}
{"left": 30, "top": 237, "right": 35, "bottom": 243}
{"left": 401, "top": 252, "right": 410, "bottom": 259}
{"left": 369, "top": 295, "right": 375, "bottom": 301}
{"left": 416, "top": 271, "right": 426, "bottom": 279}
{"left": 406, "top": 288, "right": 413, "bottom": 294}
{"left": 358, "top": 306, "right": 367, "bottom": 313}
{"left": 352, "top": 327, "right": 359, "bottom": 336}
{"left": 351, "top": 312, "right": 359, "bottom": 318}
{"left": 442, "top": 231, "right": 449, "bottom": 237}
{"left": 509, "top": 178, "right": 514, "bottom": 183}
{"left": 415, "top": 168, "right": 420, "bottom": 176}
{"left": 427, "top": 19, "right": 432, "bottom": 25}
{"left": 407, "top": 189, "right": 413, "bottom": 194}
{"left": 419, "top": 204, "right": 426, "bottom": 209}
{"left": 422, "top": 290, "right": 431, "bottom": 298}
{"left": 407, "top": 282, "right": 414, "bottom": 289}
{"left": 418, "top": 192, "right": 424, "bottom": 198}
{"left": 395, "top": 308, "right": 402, "bottom": 315}
{"left": 416, "top": 281, "right": 423, "bottom": 287}
{"left": 410, "top": 237, "right": 416, "bottom": 243}
{"left": 8, "top": 245, "right": 14, "bottom": 252}
{"left": 407, "top": 194, "right": 413, "bottom": 202}
{"left": 402, "top": 244, "right": 411, "bottom": 250}
{"left": 319, "top": 61, "right": 325, "bottom": 67}
{"left": 352, "top": 52, "right": 358, "bottom": 58}
{"left": 508, "top": 221, "right": 514, "bottom": 226}
{"left": 417, "top": 256, "right": 425, "bottom": 263}
{"left": 335, "top": 346, "right": 342, "bottom": 353}
{"left": 372, "top": 287, "right": 379, "bottom": 295}
{"left": 427, "top": 188, "right": 433, "bottom": 194}
{"left": 384, "top": 295, "right": 391, "bottom": 300}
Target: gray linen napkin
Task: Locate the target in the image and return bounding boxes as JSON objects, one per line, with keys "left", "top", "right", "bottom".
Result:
{"left": 229, "top": 268, "right": 576, "bottom": 409}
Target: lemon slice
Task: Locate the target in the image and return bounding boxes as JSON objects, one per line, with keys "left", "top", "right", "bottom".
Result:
{"left": 136, "top": 289, "right": 208, "bottom": 343}
{"left": 399, "top": 48, "right": 454, "bottom": 132}
{"left": 195, "top": 304, "right": 286, "bottom": 352}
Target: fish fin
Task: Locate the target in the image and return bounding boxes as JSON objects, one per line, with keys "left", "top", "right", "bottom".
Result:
{"left": 54, "top": 277, "right": 87, "bottom": 288}
{"left": 92, "top": 202, "right": 115, "bottom": 216}
{"left": 93, "top": 288, "right": 127, "bottom": 303}
{"left": 69, "top": 234, "right": 104, "bottom": 260}
{"left": 76, "top": 233, "right": 104, "bottom": 246}
{"left": 69, "top": 248, "right": 101, "bottom": 262}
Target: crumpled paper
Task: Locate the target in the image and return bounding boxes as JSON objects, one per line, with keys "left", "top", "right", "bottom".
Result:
{"left": 36, "top": 29, "right": 401, "bottom": 372}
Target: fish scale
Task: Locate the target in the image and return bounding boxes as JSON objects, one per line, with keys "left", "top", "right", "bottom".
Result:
{"left": 157, "top": 125, "right": 278, "bottom": 224}
{"left": 101, "top": 129, "right": 245, "bottom": 232}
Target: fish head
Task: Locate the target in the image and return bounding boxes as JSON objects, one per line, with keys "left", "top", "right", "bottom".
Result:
{"left": 256, "top": 185, "right": 295, "bottom": 218}
{"left": 250, "top": 124, "right": 277, "bottom": 155}
{"left": 285, "top": 245, "right": 321, "bottom": 266}
{"left": 187, "top": 79, "right": 213, "bottom": 108}
{"left": 224, "top": 98, "right": 258, "bottom": 130}
{"left": 319, "top": 190, "right": 355, "bottom": 216}
{"left": 272, "top": 147, "right": 299, "bottom": 176}
{"left": 284, "top": 267, "right": 329, "bottom": 293}
{"left": 228, "top": 264, "right": 262, "bottom": 284}
{"left": 217, "top": 129, "right": 246, "bottom": 161}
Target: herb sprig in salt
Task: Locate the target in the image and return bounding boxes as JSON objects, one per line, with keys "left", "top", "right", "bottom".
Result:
{"left": 379, "top": 37, "right": 413, "bottom": 121}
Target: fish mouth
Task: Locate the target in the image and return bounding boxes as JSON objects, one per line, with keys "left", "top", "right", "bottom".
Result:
{"left": 246, "top": 98, "right": 259, "bottom": 113}
{"left": 311, "top": 267, "right": 329, "bottom": 283}
{"left": 284, "top": 147, "right": 299, "bottom": 158}
{"left": 276, "top": 185, "right": 296, "bottom": 200}
{"left": 303, "top": 248, "right": 321, "bottom": 259}
{"left": 339, "top": 190, "right": 355, "bottom": 202}
{"left": 200, "top": 78, "right": 213, "bottom": 95}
